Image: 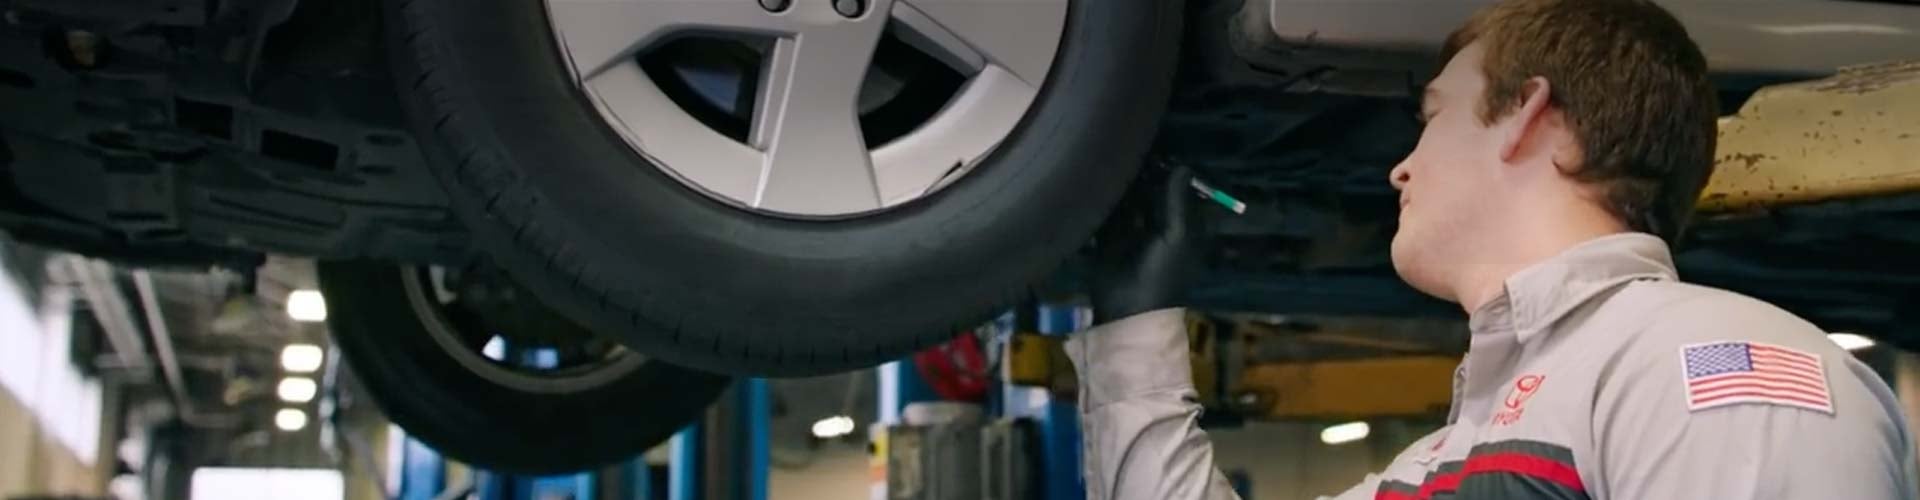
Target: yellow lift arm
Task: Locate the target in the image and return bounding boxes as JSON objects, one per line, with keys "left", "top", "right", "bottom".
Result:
{"left": 1700, "top": 60, "right": 1920, "bottom": 212}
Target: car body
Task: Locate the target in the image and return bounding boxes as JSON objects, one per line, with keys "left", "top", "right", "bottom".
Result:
{"left": 1264, "top": 0, "right": 1920, "bottom": 77}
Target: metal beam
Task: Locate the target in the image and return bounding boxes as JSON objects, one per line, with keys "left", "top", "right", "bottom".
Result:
{"left": 1701, "top": 60, "right": 1920, "bottom": 212}
{"left": 131, "top": 269, "right": 240, "bottom": 428}
{"left": 61, "top": 258, "right": 153, "bottom": 376}
{"left": 1232, "top": 356, "right": 1457, "bottom": 420}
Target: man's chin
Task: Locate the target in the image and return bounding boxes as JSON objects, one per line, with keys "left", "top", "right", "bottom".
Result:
{"left": 1387, "top": 235, "right": 1445, "bottom": 300}
{"left": 1388, "top": 235, "right": 1415, "bottom": 279}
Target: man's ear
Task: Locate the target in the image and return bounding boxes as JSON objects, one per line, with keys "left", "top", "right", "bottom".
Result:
{"left": 1497, "top": 77, "right": 1553, "bottom": 163}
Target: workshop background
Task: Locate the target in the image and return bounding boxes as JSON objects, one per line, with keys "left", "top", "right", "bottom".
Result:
{"left": 3, "top": 237, "right": 1920, "bottom": 500}
{"left": 2, "top": 0, "right": 1918, "bottom": 497}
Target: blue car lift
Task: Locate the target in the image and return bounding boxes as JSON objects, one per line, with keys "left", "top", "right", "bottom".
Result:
{"left": 878, "top": 303, "right": 1087, "bottom": 500}
{"left": 665, "top": 378, "right": 772, "bottom": 500}
{"left": 395, "top": 305, "right": 1083, "bottom": 500}
{"left": 1014, "top": 303, "right": 1088, "bottom": 500}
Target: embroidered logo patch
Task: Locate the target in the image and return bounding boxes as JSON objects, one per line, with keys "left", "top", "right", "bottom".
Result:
{"left": 1415, "top": 433, "right": 1449, "bottom": 465}
{"left": 1680, "top": 341, "right": 1832, "bottom": 414}
{"left": 1491, "top": 374, "right": 1544, "bottom": 426}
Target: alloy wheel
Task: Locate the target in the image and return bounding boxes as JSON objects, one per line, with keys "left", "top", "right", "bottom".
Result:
{"left": 543, "top": 0, "right": 1069, "bottom": 217}
{"left": 401, "top": 266, "right": 646, "bottom": 394}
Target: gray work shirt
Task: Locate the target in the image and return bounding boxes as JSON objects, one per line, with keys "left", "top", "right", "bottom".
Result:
{"left": 1066, "top": 233, "right": 1918, "bottom": 500}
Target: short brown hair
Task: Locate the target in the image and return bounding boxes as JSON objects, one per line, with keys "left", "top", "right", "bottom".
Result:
{"left": 1442, "top": 0, "right": 1717, "bottom": 242}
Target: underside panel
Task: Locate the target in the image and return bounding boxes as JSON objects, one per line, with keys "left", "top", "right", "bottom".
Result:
{"left": 1263, "top": 0, "right": 1920, "bottom": 79}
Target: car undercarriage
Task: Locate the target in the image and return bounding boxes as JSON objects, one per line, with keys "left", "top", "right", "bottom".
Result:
{"left": 4, "top": 0, "right": 1920, "bottom": 482}
{"left": 5, "top": 0, "right": 1920, "bottom": 346}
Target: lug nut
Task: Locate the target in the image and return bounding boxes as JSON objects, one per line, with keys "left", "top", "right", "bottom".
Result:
{"left": 65, "top": 30, "right": 103, "bottom": 68}
{"left": 759, "top": 0, "right": 790, "bottom": 12}
{"left": 833, "top": 0, "right": 865, "bottom": 17}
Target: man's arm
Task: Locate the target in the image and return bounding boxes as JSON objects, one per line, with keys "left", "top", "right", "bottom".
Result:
{"left": 1076, "top": 167, "right": 1393, "bottom": 499}
{"left": 1066, "top": 307, "right": 1240, "bottom": 500}
{"left": 1066, "top": 308, "right": 1395, "bottom": 500}
{"left": 1073, "top": 165, "right": 1243, "bottom": 500}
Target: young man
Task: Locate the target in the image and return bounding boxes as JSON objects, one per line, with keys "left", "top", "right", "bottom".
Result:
{"left": 1071, "top": 0, "right": 1919, "bottom": 499}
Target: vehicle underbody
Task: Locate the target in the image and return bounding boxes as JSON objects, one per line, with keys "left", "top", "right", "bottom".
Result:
{"left": 0, "top": 0, "right": 466, "bottom": 270}
{"left": 3, "top": 0, "right": 1919, "bottom": 350}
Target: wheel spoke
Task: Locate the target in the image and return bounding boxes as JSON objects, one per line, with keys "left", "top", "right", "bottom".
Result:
{"left": 548, "top": 0, "right": 790, "bottom": 79}
{"left": 586, "top": 63, "right": 768, "bottom": 203}
{"left": 871, "top": 65, "right": 1036, "bottom": 205}
{"left": 889, "top": 0, "right": 1068, "bottom": 85}
{"left": 749, "top": 17, "right": 889, "bottom": 214}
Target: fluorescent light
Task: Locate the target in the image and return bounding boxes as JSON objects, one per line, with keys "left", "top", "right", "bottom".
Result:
{"left": 286, "top": 290, "right": 327, "bottom": 322}
{"left": 811, "top": 415, "right": 855, "bottom": 439}
{"left": 277, "top": 377, "right": 317, "bottom": 403}
{"left": 192, "top": 467, "right": 343, "bottom": 500}
{"left": 1320, "top": 421, "right": 1370, "bottom": 445}
{"left": 280, "top": 344, "right": 323, "bottom": 373}
{"left": 274, "top": 409, "right": 308, "bottom": 432}
{"left": 482, "top": 336, "right": 506, "bottom": 361}
{"left": 1829, "top": 333, "right": 1875, "bottom": 352}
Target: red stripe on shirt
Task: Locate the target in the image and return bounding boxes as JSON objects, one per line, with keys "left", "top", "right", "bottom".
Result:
{"left": 1416, "top": 472, "right": 1462, "bottom": 499}
{"left": 1385, "top": 451, "right": 1588, "bottom": 500}
{"left": 1375, "top": 489, "right": 1417, "bottom": 500}
{"left": 1460, "top": 452, "right": 1588, "bottom": 493}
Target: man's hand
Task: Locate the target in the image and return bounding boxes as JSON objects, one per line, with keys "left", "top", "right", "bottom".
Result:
{"left": 1091, "top": 166, "right": 1204, "bottom": 324}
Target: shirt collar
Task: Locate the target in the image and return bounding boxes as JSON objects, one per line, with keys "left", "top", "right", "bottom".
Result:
{"left": 1468, "top": 232, "right": 1678, "bottom": 343}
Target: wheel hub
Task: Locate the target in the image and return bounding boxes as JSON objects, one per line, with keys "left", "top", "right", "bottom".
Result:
{"left": 403, "top": 266, "right": 644, "bottom": 394}
{"left": 544, "top": 0, "right": 1069, "bottom": 217}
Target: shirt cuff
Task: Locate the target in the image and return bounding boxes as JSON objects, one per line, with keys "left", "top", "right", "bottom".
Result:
{"left": 1065, "top": 307, "right": 1196, "bottom": 409}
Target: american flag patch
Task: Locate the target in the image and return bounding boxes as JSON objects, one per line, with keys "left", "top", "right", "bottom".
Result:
{"left": 1681, "top": 341, "right": 1832, "bottom": 414}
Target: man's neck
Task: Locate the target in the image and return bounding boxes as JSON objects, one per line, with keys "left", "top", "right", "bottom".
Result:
{"left": 1455, "top": 210, "right": 1632, "bottom": 315}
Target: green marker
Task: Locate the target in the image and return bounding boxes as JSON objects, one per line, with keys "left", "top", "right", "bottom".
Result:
{"left": 1188, "top": 177, "right": 1246, "bottom": 215}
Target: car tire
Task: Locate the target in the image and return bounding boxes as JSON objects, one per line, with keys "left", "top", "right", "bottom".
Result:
{"left": 384, "top": 0, "right": 1181, "bottom": 375}
{"left": 319, "top": 260, "right": 728, "bottom": 474}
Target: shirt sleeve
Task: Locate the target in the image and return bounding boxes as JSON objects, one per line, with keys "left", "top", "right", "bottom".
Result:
{"left": 1594, "top": 309, "right": 1919, "bottom": 500}
{"left": 1065, "top": 308, "right": 1241, "bottom": 500}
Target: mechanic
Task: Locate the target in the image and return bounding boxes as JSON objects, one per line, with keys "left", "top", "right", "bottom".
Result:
{"left": 1068, "top": 0, "right": 1919, "bottom": 499}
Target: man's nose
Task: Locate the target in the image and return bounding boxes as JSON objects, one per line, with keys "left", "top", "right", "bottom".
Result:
{"left": 1388, "top": 159, "right": 1411, "bottom": 191}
